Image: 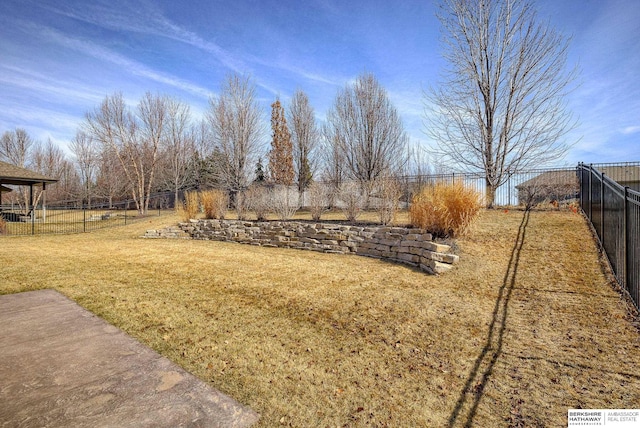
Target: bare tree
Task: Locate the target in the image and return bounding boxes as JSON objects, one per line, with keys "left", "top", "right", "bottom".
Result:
{"left": 427, "top": 0, "right": 576, "bottom": 207}
{"left": 0, "top": 128, "right": 35, "bottom": 168}
{"left": 85, "top": 92, "right": 167, "bottom": 214}
{"left": 0, "top": 129, "right": 39, "bottom": 212}
{"left": 325, "top": 73, "right": 409, "bottom": 195}
{"left": 160, "top": 97, "right": 193, "bottom": 208}
{"left": 207, "top": 74, "right": 265, "bottom": 208}
{"left": 32, "top": 139, "right": 76, "bottom": 204}
{"left": 95, "top": 146, "right": 128, "bottom": 208}
{"left": 321, "top": 130, "right": 346, "bottom": 209}
{"left": 137, "top": 92, "right": 168, "bottom": 213}
{"left": 288, "top": 89, "right": 318, "bottom": 196}
{"left": 70, "top": 130, "right": 98, "bottom": 205}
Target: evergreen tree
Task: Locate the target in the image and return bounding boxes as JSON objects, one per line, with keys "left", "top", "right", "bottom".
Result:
{"left": 254, "top": 157, "right": 266, "bottom": 183}
{"left": 268, "top": 98, "right": 294, "bottom": 186}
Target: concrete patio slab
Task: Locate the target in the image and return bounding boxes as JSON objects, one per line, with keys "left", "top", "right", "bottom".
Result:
{"left": 0, "top": 290, "right": 259, "bottom": 427}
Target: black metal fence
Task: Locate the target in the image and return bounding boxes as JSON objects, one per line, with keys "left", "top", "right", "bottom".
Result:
{"left": 0, "top": 193, "right": 171, "bottom": 236}
{"left": 578, "top": 162, "right": 640, "bottom": 310}
{"left": 399, "top": 167, "right": 579, "bottom": 208}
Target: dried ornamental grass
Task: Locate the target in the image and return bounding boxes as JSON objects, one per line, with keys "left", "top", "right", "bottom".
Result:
{"left": 410, "top": 181, "right": 482, "bottom": 237}
{"left": 179, "top": 190, "right": 200, "bottom": 221}
{"left": 200, "top": 189, "right": 228, "bottom": 219}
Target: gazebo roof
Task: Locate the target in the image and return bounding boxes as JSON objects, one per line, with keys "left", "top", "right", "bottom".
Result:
{"left": 0, "top": 160, "right": 58, "bottom": 186}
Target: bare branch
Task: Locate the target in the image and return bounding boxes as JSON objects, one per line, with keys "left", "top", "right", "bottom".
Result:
{"left": 427, "top": 0, "right": 577, "bottom": 206}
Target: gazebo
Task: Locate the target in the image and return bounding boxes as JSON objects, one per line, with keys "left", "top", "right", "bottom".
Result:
{"left": 0, "top": 160, "right": 58, "bottom": 221}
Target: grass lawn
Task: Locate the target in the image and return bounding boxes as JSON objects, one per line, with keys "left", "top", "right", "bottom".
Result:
{"left": 1, "top": 209, "right": 639, "bottom": 426}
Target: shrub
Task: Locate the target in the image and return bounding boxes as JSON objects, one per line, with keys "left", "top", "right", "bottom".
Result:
{"left": 235, "top": 190, "right": 250, "bottom": 221}
{"left": 245, "top": 185, "right": 271, "bottom": 221}
{"left": 373, "top": 177, "right": 403, "bottom": 225}
{"left": 307, "top": 182, "right": 328, "bottom": 221}
{"left": 339, "top": 181, "right": 364, "bottom": 222}
{"left": 409, "top": 181, "right": 482, "bottom": 238}
{"left": 179, "top": 190, "right": 200, "bottom": 221}
{"left": 200, "top": 189, "right": 228, "bottom": 219}
{"left": 270, "top": 185, "right": 299, "bottom": 220}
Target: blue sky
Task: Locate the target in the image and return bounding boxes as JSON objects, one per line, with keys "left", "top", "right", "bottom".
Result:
{"left": 0, "top": 0, "right": 638, "bottom": 167}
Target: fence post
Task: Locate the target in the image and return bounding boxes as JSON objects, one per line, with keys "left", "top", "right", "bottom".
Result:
{"left": 589, "top": 164, "right": 593, "bottom": 220}
{"left": 600, "top": 171, "right": 605, "bottom": 242}
{"left": 83, "top": 206, "right": 86, "bottom": 233}
{"left": 578, "top": 163, "right": 583, "bottom": 210}
{"left": 623, "top": 186, "right": 629, "bottom": 290}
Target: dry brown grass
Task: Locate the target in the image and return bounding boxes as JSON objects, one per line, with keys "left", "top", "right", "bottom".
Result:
{"left": 1, "top": 209, "right": 639, "bottom": 427}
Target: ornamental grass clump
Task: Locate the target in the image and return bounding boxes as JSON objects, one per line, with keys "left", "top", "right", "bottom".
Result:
{"left": 410, "top": 181, "right": 482, "bottom": 238}
{"left": 179, "top": 190, "right": 200, "bottom": 221}
{"left": 200, "top": 189, "right": 228, "bottom": 219}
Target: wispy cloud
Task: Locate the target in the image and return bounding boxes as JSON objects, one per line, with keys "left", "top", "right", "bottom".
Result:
{"left": 250, "top": 56, "right": 343, "bottom": 87}
{"left": 0, "top": 102, "right": 81, "bottom": 138}
{"left": 41, "top": 1, "right": 341, "bottom": 91}
{"left": 0, "top": 65, "right": 105, "bottom": 105}
{"left": 621, "top": 126, "right": 640, "bottom": 135}
{"left": 34, "top": 25, "right": 213, "bottom": 99}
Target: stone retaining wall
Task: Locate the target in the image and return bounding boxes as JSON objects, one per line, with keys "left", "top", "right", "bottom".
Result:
{"left": 145, "top": 220, "right": 459, "bottom": 274}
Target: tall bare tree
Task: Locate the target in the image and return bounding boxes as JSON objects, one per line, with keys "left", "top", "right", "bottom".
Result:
{"left": 95, "top": 146, "right": 128, "bottom": 208}
{"left": 0, "top": 128, "right": 39, "bottom": 211}
{"left": 70, "top": 130, "right": 98, "bottom": 205}
{"left": 325, "top": 73, "right": 409, "bottom": 195}
{"left": 0, "top": 128, "right": 35, "bottom": 168}
{"left": 85, "top": 92, "right": 167, "bottom": 214}
{"left": 159, "top": 97, "right": 193, "bottom": 208}
{"left": 321, "top": 130, "right": 346, "bottom": 209}
{"left": 288, "top": 89, "right": 318, "bottom": 195}
{"left": 207, "top": 74, "right": 264, "bottom": 204}
{"left": 33, "top": 139, "right": 79, "bottom": 204}
{"left": 268, "top": 98, "right": 294, "bottom": 186}
{"left": 427, "top": 0, "right": 576, "bottom": 207}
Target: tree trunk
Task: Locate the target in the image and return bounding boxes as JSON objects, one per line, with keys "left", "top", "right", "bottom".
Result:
{"left": 485, "top": 180, "right": 496, "bottom": 208}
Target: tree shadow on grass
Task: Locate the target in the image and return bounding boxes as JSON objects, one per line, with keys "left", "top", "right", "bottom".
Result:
{"left": 447, "top": 210, "right": 531, "bottom": 428}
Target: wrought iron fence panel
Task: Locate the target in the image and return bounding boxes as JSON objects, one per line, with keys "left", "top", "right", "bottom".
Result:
{"left": 578, "top": 162, "right": 640, "bottom": 311}
{"left": 0, "top": 194, "right": 169, "bottom": 236}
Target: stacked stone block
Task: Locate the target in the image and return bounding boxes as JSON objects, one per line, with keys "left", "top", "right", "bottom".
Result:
{"left": 151, "top": 220, "right": 459, "bottom": 274}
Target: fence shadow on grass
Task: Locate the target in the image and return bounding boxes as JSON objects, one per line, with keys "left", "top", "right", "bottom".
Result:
{"left": 447, "top": 210, "right": 530, "bottom": 428}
